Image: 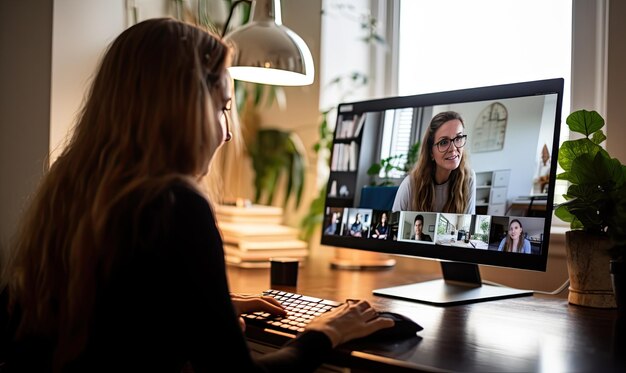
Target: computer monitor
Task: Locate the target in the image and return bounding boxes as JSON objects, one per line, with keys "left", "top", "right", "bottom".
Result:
{"left": 320, "top": 78, "right": 564, "bottom": 306}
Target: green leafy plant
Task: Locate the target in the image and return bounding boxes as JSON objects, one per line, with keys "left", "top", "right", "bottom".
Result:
{"left": 366, "top": 142, "right": 420, "bottom": 186}
{"left": 554, "top": 109, "right": 626, "bottom": 259}
{"left": 248, "top": 129, "right": 306, "bottom": 209}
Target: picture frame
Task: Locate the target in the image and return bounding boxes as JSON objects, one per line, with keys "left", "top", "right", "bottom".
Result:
{"left": 429, "top": 225, "right": 435, "bottom": 232}
{"left": 472, "top": 102, "right": 508, "bottom": 152}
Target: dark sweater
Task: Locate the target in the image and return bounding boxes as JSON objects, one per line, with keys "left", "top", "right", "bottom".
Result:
{"left": 2, "top": 184, "right": 331, "bottom": 372}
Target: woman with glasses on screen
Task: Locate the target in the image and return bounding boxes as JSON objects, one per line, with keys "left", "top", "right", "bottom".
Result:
{"left": 0, "top": 18, "right": 393, "bottom": 372}
{"left": 392, "top": 111, "right": 476, "bottom": 214}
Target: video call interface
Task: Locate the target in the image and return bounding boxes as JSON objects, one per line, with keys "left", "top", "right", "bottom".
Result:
{"left": 321, "top": 90, "right": 560, "bottom": 260}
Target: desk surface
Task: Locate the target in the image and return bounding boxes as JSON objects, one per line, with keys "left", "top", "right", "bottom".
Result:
{"left": 226, "top": 248, "right": 625, "bottom": 372}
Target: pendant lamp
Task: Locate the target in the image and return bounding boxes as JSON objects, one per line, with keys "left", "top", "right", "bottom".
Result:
{"left": 222, "top": 0, "right": 315, "bottom": 86}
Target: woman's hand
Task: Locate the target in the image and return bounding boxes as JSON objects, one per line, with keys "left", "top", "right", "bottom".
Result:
{"left": 305, "top": 299, "right": 394, "bottom": 347}
{"left": 230, "top": 293, "right": 287, "bottom": 331}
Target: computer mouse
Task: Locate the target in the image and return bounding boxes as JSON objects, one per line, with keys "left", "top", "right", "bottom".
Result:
{"left": 366, "top": 311, "right": 423, "bottom": 341}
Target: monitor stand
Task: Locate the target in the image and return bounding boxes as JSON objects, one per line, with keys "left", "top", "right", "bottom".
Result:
{"left": 373, "top": 261, "right": 533, "bottom": 306}
{"left": 330, "top": 248, "right": 396, "bottom": 270}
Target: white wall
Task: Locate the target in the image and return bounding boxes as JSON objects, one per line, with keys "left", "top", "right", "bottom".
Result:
{"left": 571, "top": 0, "right": 625, "bottom": 164}
{"left": 319, "top": 0, "right": 372, "bottom": 111}
{"left": 0, "top": 1, "right": 53, "bottom": 252}
{"left": 0, "top": 0, "right": 169, "bottom": 252}
{"left": 606, "top": 0, "right": 626, "bottom": 163}
{"left": 50, "top": 0, "right": 126, "bottom": 163}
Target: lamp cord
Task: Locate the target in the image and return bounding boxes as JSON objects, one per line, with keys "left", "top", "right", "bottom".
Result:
{"left": 222, "top": 0, "right": 252, "bottom": 38}
{"left": 482, "top": 279, "right": 570, "bottom": 296}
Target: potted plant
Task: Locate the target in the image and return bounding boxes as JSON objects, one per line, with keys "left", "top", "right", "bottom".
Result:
{"left": 248, "top": 129, "right": 306, "bottom": 209}
{"left": 555, "top": 109, "right": 626, "bottom": 309}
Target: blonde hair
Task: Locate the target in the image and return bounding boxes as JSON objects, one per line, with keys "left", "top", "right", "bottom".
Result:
{"left": 2, "top": 18, "right": 231, "bottom": 368}
{"left": 409, "top": 111, "right": 471, "bottom": 212}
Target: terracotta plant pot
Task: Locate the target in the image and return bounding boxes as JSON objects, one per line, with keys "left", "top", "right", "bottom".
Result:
{"left": 565, "top": 231, "right": 617, "bottom": 308}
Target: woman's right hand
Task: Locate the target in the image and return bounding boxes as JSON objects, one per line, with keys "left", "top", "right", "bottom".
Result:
{"left": 305, "top": 299, "right": 394, "bottom": 347}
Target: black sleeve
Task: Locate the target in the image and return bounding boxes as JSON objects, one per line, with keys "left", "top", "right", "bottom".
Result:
{"left": 167, "top": 187, "right": 332, "bottom": 372}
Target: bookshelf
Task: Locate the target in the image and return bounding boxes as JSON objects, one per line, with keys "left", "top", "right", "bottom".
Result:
{"left": 326, "top": 111, "right": 379, "bottom": 208}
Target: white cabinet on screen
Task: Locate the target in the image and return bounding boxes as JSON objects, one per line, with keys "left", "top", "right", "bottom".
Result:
{"left": 475, "top": 169, "right": 510, "bottom": 216}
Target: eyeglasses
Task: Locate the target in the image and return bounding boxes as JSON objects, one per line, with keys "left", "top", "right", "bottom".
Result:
{"left": 220, "top": 99, "right": 233, "bottom": 142}
{"left": 433, "top": 135, "right": 467, "bottom": 153}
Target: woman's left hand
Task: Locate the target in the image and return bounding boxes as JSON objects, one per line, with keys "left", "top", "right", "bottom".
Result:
{"left": 231, "top": 293, "right": 287, "bottom": 331}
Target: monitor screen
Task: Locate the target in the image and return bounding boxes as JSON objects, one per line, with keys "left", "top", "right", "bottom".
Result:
{"left": 320, "top": 78, "right": 564, "bottom": 305}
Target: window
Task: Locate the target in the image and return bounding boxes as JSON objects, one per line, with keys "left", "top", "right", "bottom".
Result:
{"left": 378, "top": 108, "right": 418, "bottom": 179}
{"left": 397, "top": 0, "right": 572, "bottom": 134}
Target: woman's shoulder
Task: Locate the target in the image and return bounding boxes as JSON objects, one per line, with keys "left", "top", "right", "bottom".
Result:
{"left": 522, "top": 239, "right": 532, "bottom": 254}
{"left": 137, "top": 180, "right": 213, "bottom": 225}
{"left": 148, "top": 179, "right": 206, "bottom": 204}
{"left": 164, "top": 182, "right": 212, "bottom": 216}
{"left": 399, "top": 174, "right": 413, "bottom": 187}
{"left": 168, "top": 182, "right": 207, "bottom": 202}
{"left": 467, "top": 168, "right": 476, "bottom": 182}
{"left": 395, "top": 175, "right": 413, "bottom": 197}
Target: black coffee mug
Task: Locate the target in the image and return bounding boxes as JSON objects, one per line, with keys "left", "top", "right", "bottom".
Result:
{"left": 270, "top": 257, "right": 299, "bottom": 287}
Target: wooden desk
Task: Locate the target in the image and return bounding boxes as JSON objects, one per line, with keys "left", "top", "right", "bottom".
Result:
{"left": 226, "top": 249, "right": 625, "bottom": 372}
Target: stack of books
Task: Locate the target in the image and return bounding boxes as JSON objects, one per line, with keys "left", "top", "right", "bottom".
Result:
{"left": 215, "top": 204, "right": 309, "bottom": 268}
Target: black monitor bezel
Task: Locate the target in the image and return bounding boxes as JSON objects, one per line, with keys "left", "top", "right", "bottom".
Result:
{"left": 320, "top": 78, "right": 564, "bottom": 272}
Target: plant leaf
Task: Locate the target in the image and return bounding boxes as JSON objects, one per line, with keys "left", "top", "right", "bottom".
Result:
{"left": 264, "top": 164, "right": 281, "bottom": 205}
{"left": 292, "top": 152, "right": 305, "bottom": 207}
{"left": 556, "top": 170, "right": 570, "bottom": 181}
{"left": 592, "top": 152, "right": 623, "bottom": 188}
{"left": 555, "top": 203, "right": 577, "bottom": 223}
{"left": 253, "top": 83, "right": 264, "bottom": 106}
{"left": 562, "top": 184, "right": 607, "bottom": 233}
{"left": 591, "top": 129, "right": 606, "bottom": 145}
{"left": 557, "top": 138, "right": 602, "bottom": 172}
{"left": 299, "top": 185, "right": 327, "bottom": 241}
{"left": 566, "top": 109, "right": 604, "bottom": 137}
{"left": 367, "top": 163, "right": 382, "bottom": 176}
{"left": 284, "top": 134, "right": 305, "bottom": 208}
{"left": 608, "top": 161, "right": 626, "bottom": 189}
{"left": 250, "top": 129, "right": 306, "bottom": 209}
{"left": 568, "top": 153, "right": 606, "bottom": 185}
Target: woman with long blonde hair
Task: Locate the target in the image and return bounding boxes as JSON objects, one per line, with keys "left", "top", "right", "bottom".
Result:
{"left": 392, "top": 111, "right": 476, "bottom": 214}
{"left": 0, "top": 18, "right": 391, "bottom": 372}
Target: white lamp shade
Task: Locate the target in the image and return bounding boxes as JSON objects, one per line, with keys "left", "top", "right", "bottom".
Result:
{"left": 223, "top": 1, "right": 315, "bottom": 86}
